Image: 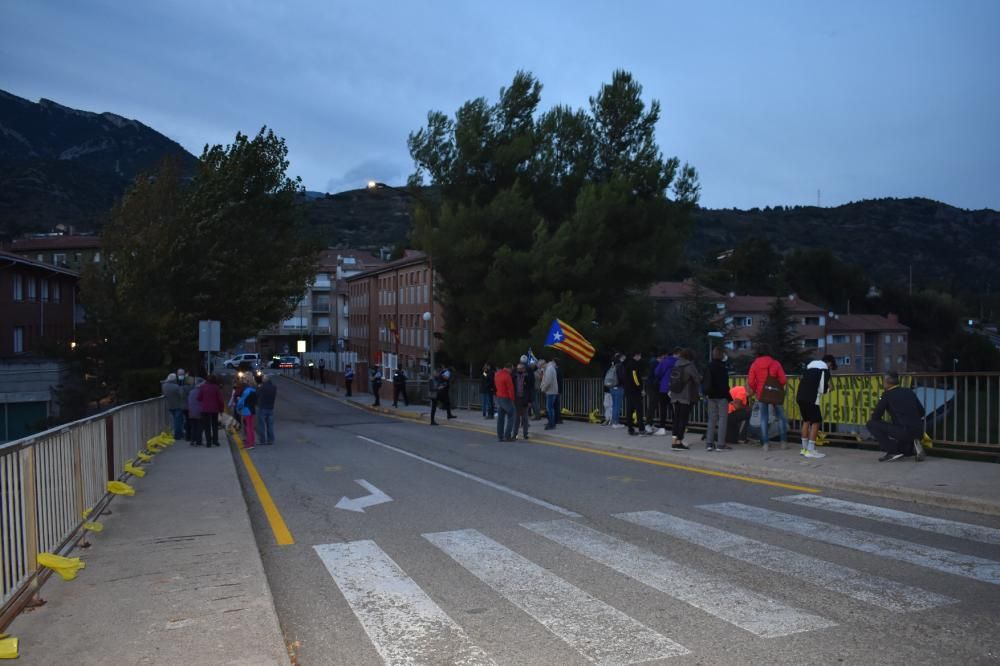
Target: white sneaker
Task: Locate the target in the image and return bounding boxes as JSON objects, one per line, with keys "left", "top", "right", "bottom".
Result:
{"left": 800, "top": 448, "right": 807, "bottom": 456}
{"left": 913, "top": 439, "right": 926, "bottom": 461}
{"left": 654, "top": 428, "right": 667, "bottom": 436}
{"left": 645, "top": 425, "right": 654, "bottom": 434}
{"left": 804, "top": 450, "right": 826, "bottom": 459}
{"left": 611, "top": 424, "right": 625, "bottom": 429}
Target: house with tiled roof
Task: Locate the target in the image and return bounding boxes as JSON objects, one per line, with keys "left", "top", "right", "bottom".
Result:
{"left": 826, "top": 313, "right": 909, "bottom": 373}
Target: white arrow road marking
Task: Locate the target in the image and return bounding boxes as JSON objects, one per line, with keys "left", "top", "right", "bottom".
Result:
{"left": 356, "top": 435, "right": 580, "bottom": 517}
{"left": 335, "top": 479, "right": 393, "bottom": 513}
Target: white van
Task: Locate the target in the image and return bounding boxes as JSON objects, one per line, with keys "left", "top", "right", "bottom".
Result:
{"left": 223, "top": 353, "right": 261, "bottom": 369}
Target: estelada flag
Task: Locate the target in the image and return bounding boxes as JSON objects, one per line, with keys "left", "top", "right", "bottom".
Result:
{"left": 544, "top": 319, "right": 596, "bottom": 365}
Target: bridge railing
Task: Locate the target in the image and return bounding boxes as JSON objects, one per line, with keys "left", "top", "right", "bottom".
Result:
{"left": 454, "top": 373, "right": 1000, "bottom": 452}
{"left": 1, "top": 397, "right": 168, "bottom": 628}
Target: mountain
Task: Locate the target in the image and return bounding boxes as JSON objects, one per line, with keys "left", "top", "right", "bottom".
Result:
{"left": 688, "top": 198, "right": 1000, "bottom": 292}
{"left": 304, "top": 184, "right": 415, "bottom": 250}
{"left": 0, "top": 89, "right": 198, "bottom": 239}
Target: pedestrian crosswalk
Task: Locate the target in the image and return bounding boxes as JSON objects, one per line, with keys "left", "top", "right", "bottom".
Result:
{"left": 314, "top": 497, "right": 1000, "bottom": 664}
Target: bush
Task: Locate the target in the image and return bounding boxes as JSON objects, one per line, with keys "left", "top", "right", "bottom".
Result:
{"left": 118, "top": 368, "right": 169, "bottom": 403}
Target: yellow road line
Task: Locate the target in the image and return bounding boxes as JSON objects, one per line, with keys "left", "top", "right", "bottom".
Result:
{"left": 230, "top": 428, "right": 295, "bottom": 546}
{"left": 290, "top": 378, "right": 821, "bottom": 494}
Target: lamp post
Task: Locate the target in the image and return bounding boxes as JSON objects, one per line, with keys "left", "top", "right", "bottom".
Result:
{"left": 422, "top": 311, "right": 434, "bottom": 376}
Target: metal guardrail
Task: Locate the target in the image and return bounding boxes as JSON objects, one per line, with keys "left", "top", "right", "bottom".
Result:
{"left": 454, "top": 373, "right": 1000, "bottom": 452}
{"left": 1, "top": 396, "right": 168, "bottom": 628}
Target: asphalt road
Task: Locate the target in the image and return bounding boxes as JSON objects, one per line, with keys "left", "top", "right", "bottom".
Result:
{"left": 236, "top": 377, "right": 1000, "bottom": 665}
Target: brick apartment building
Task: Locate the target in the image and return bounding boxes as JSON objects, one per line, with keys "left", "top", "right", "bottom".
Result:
{"left": 650, "top": 280, "right": 909, "bottom": 372}
{"left": 0, "top": 251, "right": 80, "bottom": 440}
{"left": 346, "top": 251, "right": 441, "bottom": 395}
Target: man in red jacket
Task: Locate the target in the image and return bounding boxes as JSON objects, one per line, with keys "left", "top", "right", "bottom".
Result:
{"left": 494, "top": 362, "right": 516, "bottom": 442}
{"left": 747, "top": 344, "right": 788, "bottom": 450}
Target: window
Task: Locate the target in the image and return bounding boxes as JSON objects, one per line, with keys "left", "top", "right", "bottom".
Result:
{"left": 733, "top": 316, "right": 753, "bottom": 328}
{"left": 802, "top": 339, "right": 820, "bottom": 349}
{"left": 803, "top": 316, "right": 821, "bottom": 326}
{"left": 855, "top": 335, "right": 862, "bottom": 344}
{"left": 36, "top": 254, "right": 43, "bottom": 262}
{"left": 883, "top": 356, "right": 892, "bottom": 370}
{"left": 13, "top": 274, "right": 23, "bottom": 301}
{"left": 54, "top": 253, "right": 66, "bottom": 266}
{"left": 897, "top": 335, "right": 904, "bottom": 344}
{"left": 836, "top": 356, "right": 851, "bottom": 366}
{"left": 732, "top": 339, "right": 751, "bottom": 350}
{"left": 93, "top": 251, "right": 100, "bottom": 263}
{"left": 41, "top": 279, "right": 48, "bottom": 302}
{"left": 884, "top": 334, "right": 892, "bottom": 345}
{"left": 51, "top": 281, "right": 61, "bottom": 303}
{"left": 26, "top": 277, "right": 36, "bottom": 301}
{"left": 830, "top": 334, "right": 849, "bottom": 344}
{"left": 897, "top": 355, "right": 905, "bottom": 366}
{"left": 13, "top": 327, "right": 24, "bottom": 353}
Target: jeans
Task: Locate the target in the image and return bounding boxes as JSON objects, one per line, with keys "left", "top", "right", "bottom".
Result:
{"left": 553, "top": 394, "right": 562, "bottom": 423}
{"left": 759, "top": 403, "right": 788, "bottom": 444}
{"left": 545, "top": 394, "right": 558, "bottom": 428}
{"left": 610, "top": 387, "right": 624, "bottom": 425}
{"left": 258, "top": 408, "right": 274, "bottom": 444}
{"left": 514, "top": 402, "right": 530, "bottom": 437}
{"left": 496, "top": 397, "right": 514, "bottom": 439}
{"left": 169, "top": 409, "right": 185, "bottom": 439}
{"left": 202, "top": 413, "right": 220, "bottom": 446}
{"left": 706, "top": 398, "right": 729, "bottom": 447}
{"left": 482, "top": 392, "right": 494, "bottom": 417}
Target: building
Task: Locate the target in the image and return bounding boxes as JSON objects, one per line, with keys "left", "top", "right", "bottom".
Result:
{"left": 826, "top": 314, "right": 909, "bottom": 373}
{"left": 346, "top": 251, "right": 441, "bottom": 393}
{"left": 5, "top": 234, "right": 102, "bottom": 272}
{"left": 723, "top": 294, "right": 828, "bottom": 357}
{"left": 258, "top": 248, "right": 382, "bottom": 357}
{"left": 0, "top": 251, "right": 80, "bottom": 441}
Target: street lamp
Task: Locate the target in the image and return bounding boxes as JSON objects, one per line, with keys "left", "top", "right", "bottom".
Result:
{"left": 422, "top": 311, "right": 434, "bottom": 375}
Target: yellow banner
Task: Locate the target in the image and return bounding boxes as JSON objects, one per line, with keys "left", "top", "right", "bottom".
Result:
{"left": 732, "top": 374, "right": 901, "bottom": 426}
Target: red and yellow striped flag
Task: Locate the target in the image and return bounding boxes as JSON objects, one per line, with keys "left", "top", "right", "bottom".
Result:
{"left": 544, "top": 319, "right": 596, "bottom": 365}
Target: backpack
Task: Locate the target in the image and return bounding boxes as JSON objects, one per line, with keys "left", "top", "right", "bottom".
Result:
{"left": 759, "top": 370, "right": 786, "bottom": 405}
{"left": 603, "top": 365, "right": 618, "bottom": 388}
{"left": 244, "top": 390, "right": 258, "bottom": 412}
{"left": 669, "top": 363, "right": 685, "bottom": 393}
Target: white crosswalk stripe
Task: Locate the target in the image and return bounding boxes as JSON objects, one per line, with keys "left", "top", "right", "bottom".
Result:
{"left": 313, "top": 541, "right": 494, "bottom": 666}
{"left": 775, "top": 494, "right": 1000, "bottom": 545}
{"left": 524, "top": 519, "right": 835, "bottom": 637}
{"left": 615, "top": 510, "right": 956, "bottom": 612}
{"left": 424, "top": 528, "right": 690, "bottom": 664}
{"left": 699, "top": 502, "right": 1000, "bottom": 586}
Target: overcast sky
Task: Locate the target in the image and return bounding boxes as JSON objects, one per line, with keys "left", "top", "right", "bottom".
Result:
{"left": 2, "top": 0, "right": 998, "bottom": 210}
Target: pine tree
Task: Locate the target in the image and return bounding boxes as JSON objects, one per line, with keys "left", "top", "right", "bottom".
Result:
{"left": 752, "top": 298, "right": 809, "bottom": 371}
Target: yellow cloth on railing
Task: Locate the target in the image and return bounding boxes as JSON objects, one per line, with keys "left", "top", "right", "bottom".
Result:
{"left": 107, "top": 480, "right": 135, "bottom": 496}
{"left": 37, "top": 553, "right": 86, "bottom": 581}
{"left": 137, "top": 452, "right": 153, "bottom": 462}
{"left": 0, "top": 635, "right": 18, "bottom": 659}
{"left": 123, "top": 462, "right": 146, "bottom": 478}
{"left": 83, "top": 521, "right": 104, "bottom": 533}
{"left": 922, "top": 432, "right": 935, "bottom": 449}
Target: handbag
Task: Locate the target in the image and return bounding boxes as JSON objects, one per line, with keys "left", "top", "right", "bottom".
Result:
{"left": 749, "top": 402, "right": 762, "bottom": 428}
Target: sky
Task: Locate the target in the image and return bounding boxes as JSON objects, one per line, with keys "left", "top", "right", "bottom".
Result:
{"left": 1, "top": 0, "right": 998, "bottom": 210}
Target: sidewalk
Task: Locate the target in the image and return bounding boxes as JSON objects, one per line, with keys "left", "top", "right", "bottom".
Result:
{"left": 291, "top": 376, "right": 1000, "bottom": 516}
{"left": 5, "top": 438, "right": 290, "bottom": 665}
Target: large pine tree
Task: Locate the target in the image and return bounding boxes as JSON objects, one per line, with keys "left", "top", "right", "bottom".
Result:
{"left": 752, "top": 298, "right": 810, "bottom": 371}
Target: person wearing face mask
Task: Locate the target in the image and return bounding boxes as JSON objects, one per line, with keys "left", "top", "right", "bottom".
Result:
{"left": 176, "top": 368, "right": 194, "bottom": 441}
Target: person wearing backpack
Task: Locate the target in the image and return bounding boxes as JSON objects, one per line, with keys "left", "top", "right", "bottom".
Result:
{"left": 668, "top": 348, "right": 701, "bottom": 450}
{"left": 236, "top": 383, "right": 258, "bottom": 449}
{"left": 704, "top": 347, "right": 732, "bottom": 451}
{"left": 748, "top": 344, "right": 789, "bottom": 450}
{"left": 653, "top": 348, "right": 678, "bottom": 435}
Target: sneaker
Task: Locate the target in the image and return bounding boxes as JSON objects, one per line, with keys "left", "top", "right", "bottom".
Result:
{"left": 803, "top": 450, "right": 826, "bottom": 459}
{"left": 913, "top": 439, "right": 926, "bottom": 462}
{"left": 628, "top": 429, "right": 637, "bottom": 436}
{"left": 672, "top": 443, "right": 690, "bottom": 451}
{"left": 716, "top": 445, "right": 733, "bottom": 451}
{"left": 800, "top": 448, "right": 807, "bottom": 456}
{"left": 887, "top": 452, "right": 905, "bottom": 462}
{"left": 705, "top": 445, "right": 716, "bottom": 452}
{"left": 611, "top": 424, "right": 625, "bottom": 429}
{"left": 878, "top": 453, "right": 891, "bottom": 462}
{"left": 645, "top": 425, "right": 654, "bottom": 434}
{"left": 654, "top": 428, "right": 667, "bottom": 436}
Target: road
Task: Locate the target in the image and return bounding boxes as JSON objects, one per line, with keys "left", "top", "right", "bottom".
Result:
{"left": 236, "top": 377, "right": 1000, "bottom": 665}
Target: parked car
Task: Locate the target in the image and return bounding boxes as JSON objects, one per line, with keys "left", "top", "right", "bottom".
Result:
{"left": 224, "top": 353, "right": 260, "bottom": 369}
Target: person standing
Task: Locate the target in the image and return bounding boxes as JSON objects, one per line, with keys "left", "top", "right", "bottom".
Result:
{"left": 553, "top": 359, "right": 564, "bottom": 424}
{"left": 318, "top": 357, "right": 326, "bottom": 386}
{"left": 704, "top": 347, "right": 731, "bottom": 451}
{"left": 797, "top": 355, "right": 836, "bottom": 458}
{"left": 257, "top": 374, "right": 277, "bottom": 445}
{"left": 748, "top": 344, "right": 789, "bottom": 451}
{"left": 610, "top": 353, "right": 626, "bottom": 429}
{"left": 236, "top": 383, "right": 258, "bottom": 449}
{"left": 494, "top": 362, "right": 516, "bottom": 441}
{"left": 867, "top": 371, "right": 926, "bottom": 462}
{"left": 429, "top": 366, "right": 454, "bottom": 425}
{"left": 198, "top": 375, "right": 225, "bottom": 448}
{"left": 653, "top": 349, "right": 678, "bottom": 436}
{"left": 176, "top": 369, "right": 194, "bottom": 441}
{"left": 512, "top": 362, "right": 535, "bottom": 440}
{"left": 187, "top": 379, "right": 204, "bottom": 446}
{"left": 539, "top": 359, "right": 559, "bottom": 430}
{"left": 371, "top": 368, "right": 383, "bottom": 406}
{"left": 344, "top": 364, "right": 354, "bottom": 396}
{"left": 481, "top": 363, "right": 496, "bottom": 419}
{"left": 623, "top": 351, "right": 648, "bottom": 437}
{"left": 162, "top": 373, "right": 186, "bottom": 440}
{"left": 668, "top": 349, "right": 701, "bottom": 450}
{"left": 532, "top": 360, "right": 544, "bottom": 420}
{"left": 645, "top": 354, "right": 660, "bottom": 433}
{"left": 393, "top": 367, "right": 409, "bottom": 407}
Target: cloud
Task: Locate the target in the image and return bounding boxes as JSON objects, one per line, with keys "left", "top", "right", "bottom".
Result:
{"left": 325, "top": 158, "right": 410, "bottom": 194}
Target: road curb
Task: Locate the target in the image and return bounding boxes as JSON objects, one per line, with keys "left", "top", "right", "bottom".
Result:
{"left": 282, "top": 375, "right": 427, "bottom": 421}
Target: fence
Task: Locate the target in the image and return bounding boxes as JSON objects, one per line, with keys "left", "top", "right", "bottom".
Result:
{"left": 1, "top": 397, "right": 168, "bottom": 628}
{"left": 454, "top": 373, "right": 1000, "bottom": 453}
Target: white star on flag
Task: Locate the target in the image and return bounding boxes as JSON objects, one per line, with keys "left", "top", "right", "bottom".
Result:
{"left": 553, "top": 332, "right": 563, "bottom": 341}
